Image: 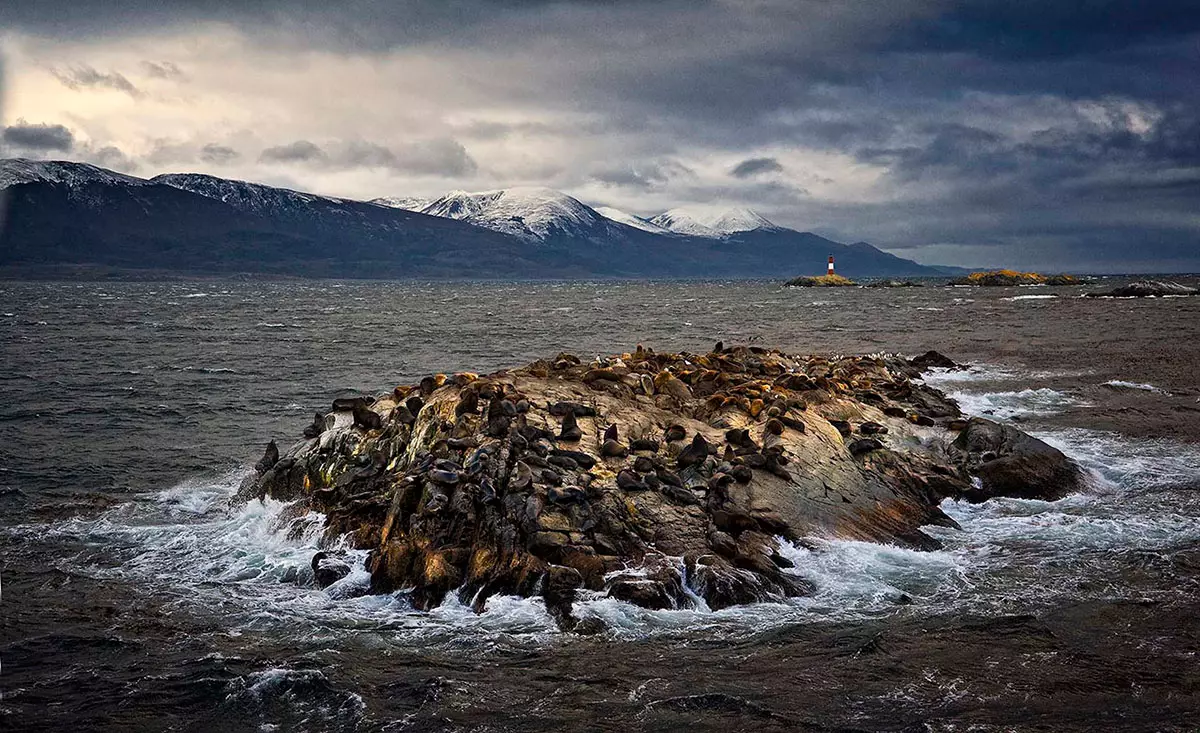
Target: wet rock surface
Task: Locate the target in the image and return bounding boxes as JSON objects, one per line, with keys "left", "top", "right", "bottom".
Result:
{"left": 236, "top": 345, "right": 1084, "bottom": 627}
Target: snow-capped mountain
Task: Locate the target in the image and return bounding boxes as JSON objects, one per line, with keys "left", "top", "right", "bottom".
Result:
{"left": 593, "top": 206, "right": 670, "bottom": 234}
{"left": 371, "top": 196, "right": 429, "bottom": 211}
{"left": 1, "top": 157, "right": 946, "bottom": 279}
{"left": 0, "top": 158, "right": 146, "bottom": 190}
{"left": 650, "top": 206, "right": 781, "bottom": 238}
{"left": 418, "top": 187, "right": 630, "bottom": 243}
{"left": 153, "top": 173, "right": 351, "bottom": 217}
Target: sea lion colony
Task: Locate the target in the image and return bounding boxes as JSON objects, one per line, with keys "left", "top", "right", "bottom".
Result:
{"left": 238, "top": 344, "right": 1082, "bottom": 630}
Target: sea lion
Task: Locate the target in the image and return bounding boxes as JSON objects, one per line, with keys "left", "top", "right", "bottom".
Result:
{"left": 559, "top": 411, "right": 583, "bottom": 442}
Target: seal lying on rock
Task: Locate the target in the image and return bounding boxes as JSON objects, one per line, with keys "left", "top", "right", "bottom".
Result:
{"left": 235, "top": 345, "right": 1085, "bottom": 630}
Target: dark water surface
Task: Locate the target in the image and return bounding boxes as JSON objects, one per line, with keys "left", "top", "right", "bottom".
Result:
{"left": 3, "top": 279, "right": 1200, "bottom": 732}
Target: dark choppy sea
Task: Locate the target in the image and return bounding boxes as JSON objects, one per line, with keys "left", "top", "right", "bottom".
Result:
{"left": 3, "top": 278, "right": 1200, "bottom": 732}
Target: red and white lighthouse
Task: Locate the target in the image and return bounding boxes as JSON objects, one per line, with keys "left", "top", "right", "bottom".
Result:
{"left": 827, "top": 256, "right": 835, "bottom": 276}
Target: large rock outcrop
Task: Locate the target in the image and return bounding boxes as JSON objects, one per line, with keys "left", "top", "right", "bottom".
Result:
{"left": 237, "top": 345, "right": 1083, "bottom": 628}
{"left": 949, "top": 418, "right": 1084, "bottom": 502}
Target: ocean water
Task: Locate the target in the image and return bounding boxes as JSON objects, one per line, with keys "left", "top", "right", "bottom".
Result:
{"left": 3, "top": 278, "right": 1200, "bottom": 732}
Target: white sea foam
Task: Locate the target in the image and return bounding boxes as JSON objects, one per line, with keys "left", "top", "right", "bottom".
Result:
{"left": 1003, "top": 294, "right": 1058, "bottom": 301}
{"left": 949, "top": 387, "right": 1081, "bottom": 420}
{"left": 1102, "top": 379, "right": 1171, "bottom": 395}
{"left": 921, "top": 364, "right": 1019, "bottom": 386}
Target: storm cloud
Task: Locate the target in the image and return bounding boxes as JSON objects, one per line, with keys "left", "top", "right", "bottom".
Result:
{"left": 2, "top": 121, "right": 74, "bottom": 152}
{"left": 730, "top": 158, "right": 784, "bottom": 179}
{"left": 199, "top": 143, "right": 239, "bottom": 164}
{"left": 1, "top": 0, "right": 1197, "bottom": 271}
{"left": 258, "top": 138, "right": 476, "bottom": 176}
{"left": 51, "top": 65, "right": 142, "bottom": 97}
{"left": 259, "top": 140, "right": 326, "bottom": 164}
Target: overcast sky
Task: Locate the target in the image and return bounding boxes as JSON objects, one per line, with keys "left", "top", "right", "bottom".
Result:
{"left": 1, "top": 1, "right": 1198, "bottom": 271}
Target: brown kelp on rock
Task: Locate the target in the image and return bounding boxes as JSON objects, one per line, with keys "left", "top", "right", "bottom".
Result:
{"left": 235, "top": 344, "right": 1084, "bottom": 629}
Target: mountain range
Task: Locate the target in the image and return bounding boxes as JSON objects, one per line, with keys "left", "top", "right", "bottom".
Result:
{"left": 0, "top": 158, "right": 947, "bottom": 279}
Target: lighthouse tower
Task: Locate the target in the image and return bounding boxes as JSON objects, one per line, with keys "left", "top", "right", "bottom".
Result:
{"left": 827, "top": 256, "right": 835, "bottom": 276}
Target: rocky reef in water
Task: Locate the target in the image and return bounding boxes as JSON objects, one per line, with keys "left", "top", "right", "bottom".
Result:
{"left": 865, "top": 279, "right": 924, "bottom": 288}
{"left": 951, "top": 270, "right": 1079, "bottom": 286}
{"left": 237, "top": 345, "right": 1084, "bottom": 630}
{"left": 785, "top": 274, "right": 857, "bottom": 287}
{"left": 1085, "top": 280, "right": 1197, "bottom": 298}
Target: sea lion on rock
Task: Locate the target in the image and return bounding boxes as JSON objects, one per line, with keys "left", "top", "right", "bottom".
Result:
{"left": 558, "top": 411, "right": 583, "bottom": 442}
{"left": 633, "top": 455, "right": 656, "bottom": 473}
{"left": 404, "top": 395, "right": 424, "bottom": 417}
{"left": 848, "top": 438, "right": 884, "bottom": 456}
{"left": 332, "top": 396, "right": 370, "bottom": 412}
{"left": 254, "top": 440, "right": 279, "bottom": 474}
{"left": 630, "top": 438, "right": 660, "bottom": 452}
{"left": 677, "top": 433, "right": 712, "bottom": 467}
{"left": 455, "top": 390, "right": 479, "bottom": 416}
{"left": 353, "top": 404, "right": 383, "bottom": 431}
{"left": 601, "top": 440, "right": 628, "bottom": 458}
{"left": 311, "top": 551, "right": 352, "bottom": 589}
{"left": 302, "top": 413, "right": 325, "bottom": 439}
{"left": 551, "top": 448, "right": 596, "bottom": 469}
{"left": 654, "top": 372, "right": 693, "bottom": 401}
{"left": 617, "top": 469, "right": 649, "bottom": 492}
{"left": 549, "top": 401, "right": 597, "bottom": 418}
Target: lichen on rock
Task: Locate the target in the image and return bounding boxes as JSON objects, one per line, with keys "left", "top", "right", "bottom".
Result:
{"left": 236, "top": 344, "right": 1085, "bottom": 629}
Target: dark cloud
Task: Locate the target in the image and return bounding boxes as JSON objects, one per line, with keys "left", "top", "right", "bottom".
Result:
{"left": 2, "top": 121, "right": 74, "bottom": 152}
{"left": 730, "top": 157, "right": 783, "bottom": 178}
{"left": 140, "top": 60, "right": 186, "bottom": 80}
{"left": 376, "top": 139, "right": 477, "bottom": 177}
{"left": 86, "top": 145, "right": 138, "bottom": 172}
{"left": 590, "top": 159, "right": 693, "bottom": 189}
{"left": 259, "top": 138, "right": 476, "bottom": 176}
{"left": 51, "top": 65, "right": 142, "bottom": 96}
{"left": 887, "top": 0, "right": 1200, "bottom": 60}
{"left": 259, "top": 140, "right": 327, "bottom": 164}
{"left": 4, "top": 1, "right": 1200, "bottom": 269}
{"left": 199, "top": 143, "right": 239, "bottom": 164}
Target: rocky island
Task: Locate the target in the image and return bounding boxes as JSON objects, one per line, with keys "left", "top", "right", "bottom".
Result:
{"left": 238, "top": 345, "right": 1084, "bottom": 630}
{"left": 1085, "top": 280, "right": 1197, "bottom": 298}
{"left": 785, "top": 274, "right": 857, "bottom": 287}
{"left": 951, "top": 270, "right": 1079, "bottom": 286}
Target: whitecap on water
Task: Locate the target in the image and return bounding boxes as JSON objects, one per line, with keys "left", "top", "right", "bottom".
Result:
{"left": 222, "top": 667, "right": 366, "bottom": 729}
{"left": 1037, "top": 427, "right": 1200, "bottom": 490}
{"left": 920, "top": 364, "right": 1020, "bottom": 386}
{"left": 948, "top": 387, "right": 1081, "bottom": 420}
{"left": 1102, "top": 379, "right": 1171, "bottom": 395}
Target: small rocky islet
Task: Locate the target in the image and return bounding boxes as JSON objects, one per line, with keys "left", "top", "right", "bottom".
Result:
{"left": 238, "top": 344, "right": 1084, "bottom": 630}
{"left": 784, "top": 274, "right": 857, "bottom": 287}
{"left": 951, "top": 270, "right": 1080, "bottom": 286}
